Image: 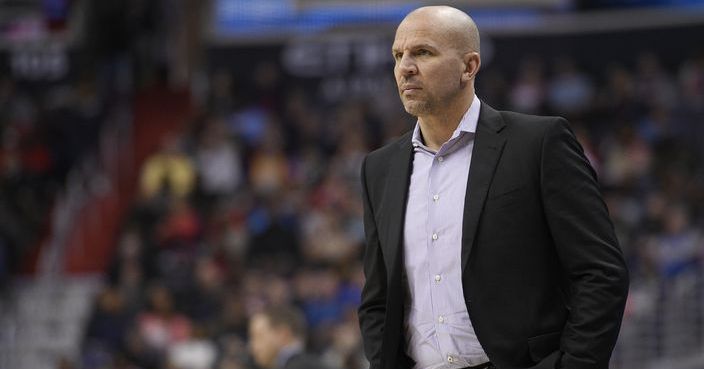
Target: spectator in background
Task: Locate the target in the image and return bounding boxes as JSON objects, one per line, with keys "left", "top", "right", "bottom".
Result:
{"left": 678, "top": 53, "right": 704, "bottom": 110}
{"left": 508, "top": 56, "right": 545, "bottom": 114}
{"left": 596, "top": 64, "right": 640, "bottom": 129}
{"left": 194, "top": 116, "right": 243, "bottom": 199}
{"left": 635, "top": 53, "right": 678, "bottom": 109}
{"left": 140, "top": 133, "right": 196, "bottom": 200}
{"left": 108, "top": 229, "right": 150, "bottom": 312}
{"left": 248, "top": 123, "right": 289, "bottom": 196}
{"left": 207, "top": 69, "right": 238, "bottom": 115}
{"left": 133, "top": 284, "right": 193, "bottom": 360}
{"left": 645, "top": 204, "right": 702, "bottom": 279}
{"left": 600, "top": 125, "right": 652, "bottom": 189}
{"left": 182, "top": 256, "right": 226, "bottom": 330}
{"left": 248, "top": 305, "right": 331, "bottom": 369}
{"left": 167, "top": 325, "right": 218, "bottom": 369}
{"left": 82, "top": 287, "right": 132, "bottom": 365}
{"left": 547, "top": 57, "right": 594, "bottom": 115}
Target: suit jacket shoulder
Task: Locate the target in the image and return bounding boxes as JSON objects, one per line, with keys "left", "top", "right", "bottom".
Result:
{"left": 494, "top": 108, "right": 567, "bottom": 143}
{"left": 364, "top": 131, "right": 412, "bottom": 167}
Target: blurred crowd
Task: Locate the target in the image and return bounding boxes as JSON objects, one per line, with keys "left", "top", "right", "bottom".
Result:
{"left": 0, "top": 0, "right": 165, "bottom": 292}
{"left": 76, "top": 45, "right": 704, "bottom": 369}
{"left": 0, "top": 71, "right": 112, "bottom": 290}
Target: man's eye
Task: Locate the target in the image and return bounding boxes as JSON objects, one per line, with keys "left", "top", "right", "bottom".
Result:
{"left": 417, "top": 49, "right": 431, "bottom": 56}
{"left": 394, "top": 53, "right": 403, "bottom": 60}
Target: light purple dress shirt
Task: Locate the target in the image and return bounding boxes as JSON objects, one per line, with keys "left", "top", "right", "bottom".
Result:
{"left": 403, "top": 95, "right": 490, "bottom": 369}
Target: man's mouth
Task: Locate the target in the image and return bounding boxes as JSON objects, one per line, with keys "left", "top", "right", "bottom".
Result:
{"left": 401, "top": 85, "right": 422, "bottom": 94}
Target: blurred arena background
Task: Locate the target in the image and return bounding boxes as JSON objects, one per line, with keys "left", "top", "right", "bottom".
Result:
{"left": 1, "top": 0, "right": 704, "bottom": 368}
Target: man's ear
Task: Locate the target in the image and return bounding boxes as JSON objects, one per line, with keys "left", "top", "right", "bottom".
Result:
{"left": 461, "top": 52, "right": 481, "bottom": 83}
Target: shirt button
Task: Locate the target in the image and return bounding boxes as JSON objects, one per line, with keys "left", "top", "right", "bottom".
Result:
{"left": 438, "top": 315, "right": 444, "bottom": 323}
{"left": 432, "top": 194, "right": 439, "bottom": 201}
{"left": 435, "top": 274, "right": 441, "bottom": 282}
{"left": 447, "top": 356, "right": 454, "bottom": 363}
{"left": 432, "top": 233, "right": 438, "bottom": 240}
{"left": 438, "top": 156, "right": 444, "bottom": 162}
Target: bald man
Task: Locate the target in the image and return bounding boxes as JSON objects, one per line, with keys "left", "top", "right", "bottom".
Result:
{"left": 358, "top": 6, "right": 628, "bottom": 369}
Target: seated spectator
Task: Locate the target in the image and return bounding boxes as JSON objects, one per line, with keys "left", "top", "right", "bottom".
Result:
{"left": 508, "top": 56, "right": 546, "bottom": 114}
{"left": 248, "top": 124, "right": 289, "bottom": 196}
{"left": 167, "top": 325, "right": 218, "bottom": 369}
{"left": 645, "top": 204, "right": 702, "bottom": 279}
{"left": 547, "top": 57, "right": 594, "bottom": 115}
{"left": 83, "top": 287, "right": 132, "bottom": 355}
{"left": 195, "top": 116, "right": 243, "bottom": 197}
{"left": 140, "top": 133, "right": 196, "bottom": 200}
{"left": 136, "top": 284, "right": 193, "bottom": 353}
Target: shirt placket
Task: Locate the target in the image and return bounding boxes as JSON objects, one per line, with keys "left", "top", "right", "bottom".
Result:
{"left": 429, "top": 145, "right": 454, "bottom": 367}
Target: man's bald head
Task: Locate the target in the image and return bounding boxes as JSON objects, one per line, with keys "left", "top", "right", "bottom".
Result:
{"left": 392, "top": 5, "right": 482, "bottom": 119}
{"left": 397, "top": 6, "right": 480, "bottom": 55}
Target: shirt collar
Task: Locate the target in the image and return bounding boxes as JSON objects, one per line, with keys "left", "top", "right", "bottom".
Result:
{"left": 411, "top": 95, "right": 481, "bottom": 148}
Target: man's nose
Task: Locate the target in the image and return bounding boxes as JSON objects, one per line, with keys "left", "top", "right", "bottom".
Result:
{"left": 398, "top": 55, "right": 417, "bottom": 76}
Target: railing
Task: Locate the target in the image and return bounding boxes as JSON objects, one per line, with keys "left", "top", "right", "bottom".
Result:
{"left": 0, "top": 94, "right": 134, "bottom": 369}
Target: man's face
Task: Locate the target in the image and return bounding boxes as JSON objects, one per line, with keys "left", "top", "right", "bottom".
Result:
{"left": 249, "top": 314, "right": 285, "bottom": 369}
{"left": 392, "top": 16, "right": 466, "bottom": 117}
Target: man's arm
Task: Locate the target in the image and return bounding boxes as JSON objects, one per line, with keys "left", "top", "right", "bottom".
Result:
{"left": 358, "top": 156, "right": 387, "bottom": 369}
{"left": 540, "top": 118, "right": 629, "bottom": 369}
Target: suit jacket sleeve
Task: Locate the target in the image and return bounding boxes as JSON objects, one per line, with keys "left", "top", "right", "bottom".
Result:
{"left": 540, "top": 118, "right": 629, "bottom": 369}
{"left": 358, "top": 155, "right": 387, "bottom": 369}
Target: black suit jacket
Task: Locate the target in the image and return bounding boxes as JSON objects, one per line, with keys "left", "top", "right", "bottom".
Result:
{"left": 358, "top": 103, "right": 629, "bottom": 369}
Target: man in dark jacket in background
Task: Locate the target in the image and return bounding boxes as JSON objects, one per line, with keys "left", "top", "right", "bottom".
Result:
{"left": 249, "top": 305, "right": 330, "bottom": 369}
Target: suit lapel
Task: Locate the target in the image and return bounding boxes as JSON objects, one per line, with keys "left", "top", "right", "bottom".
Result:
{"left": 381, "top": 133, "right": 413, "bottom": 275}
{"left": 461, "top": 103, "right": 507, "bottom": 272}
